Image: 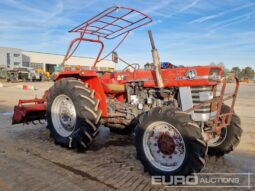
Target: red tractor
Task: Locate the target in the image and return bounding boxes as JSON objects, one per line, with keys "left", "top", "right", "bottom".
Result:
{"left": 12, "top": 6, "right": 242, "bottom": 177}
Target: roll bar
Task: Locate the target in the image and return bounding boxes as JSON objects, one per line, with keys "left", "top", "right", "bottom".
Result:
{"left": 61, "top": 6, "right": 152, "bottom": 67}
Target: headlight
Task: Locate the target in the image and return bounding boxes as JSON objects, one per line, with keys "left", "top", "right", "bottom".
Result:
{"left": 209, "top": 69, "right": 220, "bottom": 82}
{"left": 186, "top": 69, "right": 197, "bottom": 80}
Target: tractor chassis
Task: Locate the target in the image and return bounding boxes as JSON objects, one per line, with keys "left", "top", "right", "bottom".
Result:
{"left": 12, "top": 75, "right": 239, "bottom": 136}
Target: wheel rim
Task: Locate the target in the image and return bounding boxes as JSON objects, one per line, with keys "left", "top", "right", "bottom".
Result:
{"left": 51, "top": 94, "right": 76, "bottom": 137}
{"left": 143, "top": 121, "right": 186, "bottom": 172}
{"left": 208, "top": 128, "right": 227, "bottom": 147}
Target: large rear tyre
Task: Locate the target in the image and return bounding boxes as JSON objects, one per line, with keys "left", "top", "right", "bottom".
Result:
{"left": 46, "top": 78, "right": 102, "bottom": 150}
{"left": 207, "top": 104, "right": 242, "bottom": 156}
{"left": 135, "top": 107, "right": 207, "bottom": 176}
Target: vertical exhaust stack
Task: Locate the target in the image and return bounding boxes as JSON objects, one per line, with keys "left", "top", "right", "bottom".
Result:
{"left": 148, "top": 30, "right": 165, "bottom": 91}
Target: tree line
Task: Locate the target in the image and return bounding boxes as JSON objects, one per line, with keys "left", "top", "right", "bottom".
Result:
{"left": 210, "top": 62, "right": 254, "bottom": 80}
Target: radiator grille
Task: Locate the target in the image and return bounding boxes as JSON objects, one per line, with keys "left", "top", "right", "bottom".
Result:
{"left": 191, "top": 86, "right": 212, "bottom": 113}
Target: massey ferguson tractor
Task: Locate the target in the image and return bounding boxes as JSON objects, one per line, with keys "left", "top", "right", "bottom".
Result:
{"left": 12, "top": 6, "right": 242, "bottom": 177}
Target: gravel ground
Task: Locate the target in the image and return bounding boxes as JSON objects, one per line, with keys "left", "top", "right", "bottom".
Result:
{"left": 0, "top": 81, "right": 254, "bottom": 191}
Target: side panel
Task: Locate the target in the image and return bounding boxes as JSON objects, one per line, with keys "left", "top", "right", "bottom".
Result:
{"left": 108, "top": 65, "right": 222, "bottom": 87}
{"left": 179, "top": 87, "right": 193, "bottom": 111}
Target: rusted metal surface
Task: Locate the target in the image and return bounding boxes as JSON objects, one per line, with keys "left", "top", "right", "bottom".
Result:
{"left": 185, "top": 75, "right": 239, "bottom": 132}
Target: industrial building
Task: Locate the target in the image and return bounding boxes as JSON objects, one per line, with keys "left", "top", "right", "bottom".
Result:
{"left": 0, "top": 47, "right": 22, "bottom": 69}
{"left": 0, "top": 47, "right": 115, "bottom": 73}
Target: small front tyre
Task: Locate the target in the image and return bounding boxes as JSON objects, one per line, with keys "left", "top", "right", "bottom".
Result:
{"left": 207, "top": 104, "right": 242, "bottom": 156}
{"left": 135, "top": 107, "right": 207, "bottom": 176}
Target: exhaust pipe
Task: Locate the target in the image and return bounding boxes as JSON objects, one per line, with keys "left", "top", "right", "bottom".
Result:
{"left": 148, "top": 30, "right": 164, "bottom": 88}
{"left": 148, "top": 30, "right": 167, "bottom": 98}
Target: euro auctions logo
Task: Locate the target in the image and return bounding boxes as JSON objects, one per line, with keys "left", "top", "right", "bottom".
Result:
{"left": 151, "top": 173, "right": 253, "bottom": 188}
{"left": 152, "top": 175, "right": 198, "bottom": 186}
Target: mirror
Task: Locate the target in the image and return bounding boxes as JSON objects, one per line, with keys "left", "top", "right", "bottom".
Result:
{"left": 112, "top": 51, "right": 118, "bottom": 63}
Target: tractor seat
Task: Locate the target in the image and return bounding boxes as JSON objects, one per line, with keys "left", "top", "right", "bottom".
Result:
{"left": 103, "top": 83, "right": 125, "bottom": 93}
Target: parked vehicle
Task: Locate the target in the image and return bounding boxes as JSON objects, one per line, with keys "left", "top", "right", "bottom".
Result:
{"left": 6, "top": 68, "right": 29, "bottom": 82}
{"left": 12, "top": 6, "right": 241, "bottom": 177}
{"left": 5, "top": 67, "right": 41, "bottom": 82}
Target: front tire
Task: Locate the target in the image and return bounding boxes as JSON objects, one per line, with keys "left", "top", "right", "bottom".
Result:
{"left": 46, "top": 78, "right": 102, "bottom": 150}
{"left": 207, "top": 104, "right": 242, "bottom": 156}
{"left": 135, "top": 107, "right": 207, "bottom": 176}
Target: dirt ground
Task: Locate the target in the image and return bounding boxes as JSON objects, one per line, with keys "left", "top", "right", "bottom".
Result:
{"left": 0, "top": 82, "right": 254, "bottom": 191}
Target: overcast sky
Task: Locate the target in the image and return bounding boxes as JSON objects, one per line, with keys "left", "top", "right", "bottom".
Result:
{"left": 0, "top": 0, "right": 254, "bottom": 70}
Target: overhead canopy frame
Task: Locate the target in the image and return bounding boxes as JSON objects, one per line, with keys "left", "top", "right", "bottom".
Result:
{"left": 62, "top": 6, "right": 152, "bottom": 67}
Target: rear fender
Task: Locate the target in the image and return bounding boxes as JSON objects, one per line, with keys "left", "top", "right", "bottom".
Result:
{"left": 54, "top": 70, "right": 98, "bottom": 80}
{"left": 82, "top": 76, "right": 107, "bottom": 117}
{"left": 54, "top": 71, "right": 107, "bottom": 117}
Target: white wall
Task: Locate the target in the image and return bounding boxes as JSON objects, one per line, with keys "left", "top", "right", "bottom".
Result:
{"left": 0, "top": 47, "right": 22, "bottom": 68}
{"left": 22, "top": 51, "right": 115, "bottom": 69}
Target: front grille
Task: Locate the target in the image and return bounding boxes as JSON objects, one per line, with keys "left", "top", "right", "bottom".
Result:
{"left": 190, "top": 86, "right": 212, "bottom": 113}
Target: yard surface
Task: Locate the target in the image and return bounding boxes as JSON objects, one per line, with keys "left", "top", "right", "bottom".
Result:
{"left": 0, "top": 82, "right": 254, "bottom": 191}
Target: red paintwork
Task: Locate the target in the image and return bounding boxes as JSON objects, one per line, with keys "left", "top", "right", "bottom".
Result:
{"left": 54, "top": 70, "right": 98, "bottom": 80}
{"left": 51, "top": 65, "right": 222, "bottom": 117}
{"left": 158, "top": 133, "right": 175, "bottom": 155}
{"left": 12, "top": 104, "right": 46, "bottom": 124}
{"left": 12, "top": 65, "right": 222, "bottom": 123}
{"left": 102, "top": 65, "right": 222, "bottom": 87}
{"left": 62, "top": 37, "right": 104, "bottom": 67}
{"left": 12, "top": 93, "right": 48, "bottom": 124}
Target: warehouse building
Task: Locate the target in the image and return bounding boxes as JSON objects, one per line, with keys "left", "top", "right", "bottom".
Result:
{"left": 0, "top": 47, "right": 115, "bottom": 73}
{"left": 0, "top": 47, "right": 22, "bottom": 69}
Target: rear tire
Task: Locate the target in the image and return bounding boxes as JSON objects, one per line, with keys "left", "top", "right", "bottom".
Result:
{"left": 207, "top": 104, "right": 242, "bottom": 156}
{"left": 46, "top": 78, "right": 102, "bottom": 150}
{"left": 135, "top": 107, "right": 207, "bottom": 176}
